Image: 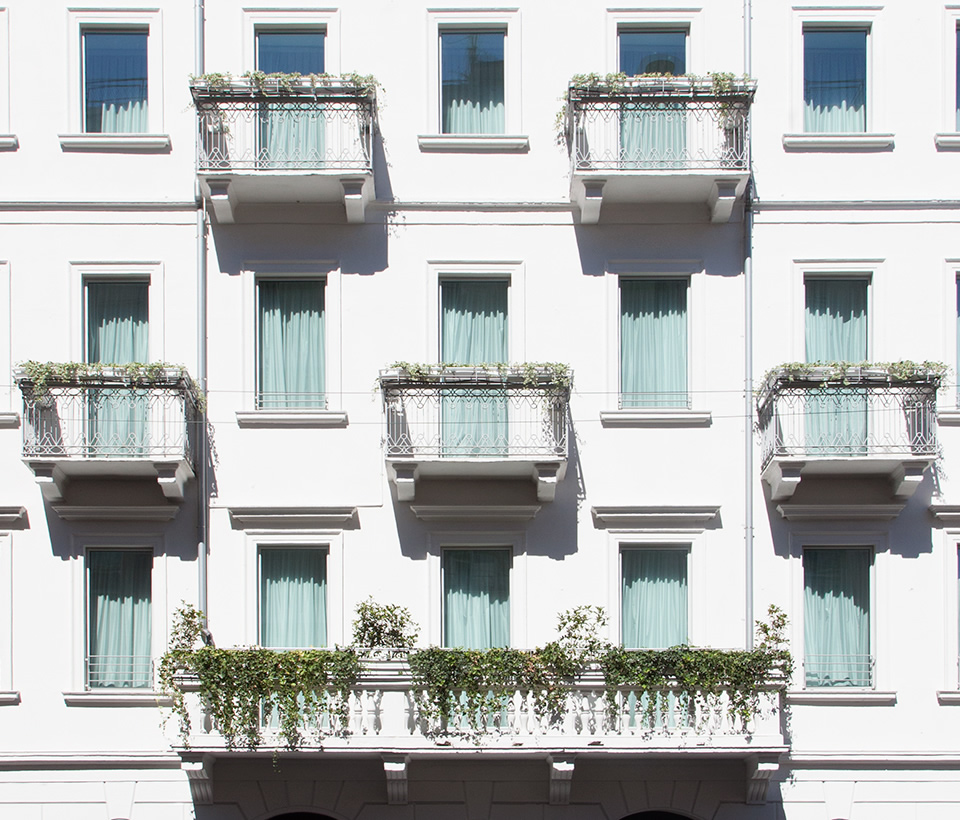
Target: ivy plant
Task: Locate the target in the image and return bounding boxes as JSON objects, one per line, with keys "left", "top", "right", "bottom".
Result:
{"left": 761, "top": 360, "right": 948, "bottom": 393}
{"left": 352, "top": 597, "right": 419, "bottom": 654}
{"left": 387, "top": 361, "right": 573, "bottom": 390}
{"left": 192, "top": 71, "right": 381, "bottom": 97}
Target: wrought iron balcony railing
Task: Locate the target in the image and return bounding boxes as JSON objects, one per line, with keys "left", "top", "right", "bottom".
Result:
{"left": 87, "top": 654, "right": 154, "bottom": 690}
{"left": 18, "top": 368, "right": 198, "bottom": 463}
{"left": 378, "top": 367, "right": 570, "bottom": 460}
{"left": 566, "top": 77, "right": 755, "bottom": 173}
{"left": 190, "top": 77, "right": 374, "bottom": 173}
{"left": 757, "top": 366, "right": 941, "bottom": 469}
{"left": 804, "top": 654, "right": 873, "bottom": 689}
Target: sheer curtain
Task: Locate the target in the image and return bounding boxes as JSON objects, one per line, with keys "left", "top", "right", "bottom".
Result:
{"left": 259, "top": 280, "right": 325, "bottom": 409}
{"left": 440, "top": 280, "right": 508, "bottom": 455}
{"left": 619, "top": 31, "right": 686, "bottom": 168}
{"left": 622, "top": 549, "right": 687, "bottom": 649}
{"left": 84, "top": 31, "right": 148, "bottom": 133}
{"left": 803, "top": 30, "right": 867, "bottom": 133}
{"left": 88, "top": 550, "right": 151, "bottom": 688}
{"left": 443, "top": 550, "right": 510, "bottom": 649}
{"left": 86, "top": 282, "right": 149, "bottom": 454}
{"left": 260, "top": 548, "right": 327, "bottom": 648}
{"left": 804, "top": 278, "right": 867, "bottom": 453}
{"left": 621, "top": 279, "right": 687, "bottom": 408}
{"left": 441, "top": 32, "right": 505, "bottom": 134}
{"left": 258, "top": 32, "right": 325, "bottom": 167}
{"left": 804, "top": 548, "right": 871, "bottom": 687}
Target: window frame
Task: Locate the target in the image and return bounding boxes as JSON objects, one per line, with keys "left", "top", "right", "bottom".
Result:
{"left": 0, "top": 8, "right": 14, "bottom": 145}
{"left": 83, "top": 277, "right": 150, "bottom": 365}
{"left": 438, "top": 28, "right": 506, "bottom": 136}
{"left": 440, "top": 546, "right": 513, "bottom": 649}
{"left": 606, "top": 9, "right": 702, "bottom": 73}
{"left": 258, "top": 544, "right": 330, "bottom": 649}
{"left": 241, "top": 9, "right": 340, "bottom": 75}
{"left": 616, "top": 27, "right": 690, "bottom": 76}
{"left": 619, "top": 544, "right": 691, "bottom": 649}
{"left": 0, "top": 532, "right": 14, "bottom": 702}
{"left": 937, "top": 8, "right": 960, "bottom": 140}
{"left": 801, "top": 25, "right": 869, "bottom": 135}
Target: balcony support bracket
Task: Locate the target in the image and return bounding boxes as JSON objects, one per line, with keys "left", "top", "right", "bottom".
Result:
{"left": 183, "top": 755, "right": 215, "bottom": 805}
{"left": 745, "top": 753, "right": 780, "bottom": 805}
{"left": 891, "top": 461, "right": 928, "bottom": 498}
{"left": 155, "top": 461, "right": 193, "bottom": 501}
{"left": 534, "top": 463, "right": 562, "bottom": 502}
{"left": 341, "top": 178, "right": 369, "bottom": 224}
{"left": 27, "top": 462, "right": 69, "bottom": 502}
{"left": 393, "top": 464, "right": 418, "bottom": 502}
{"left": 765, "top": 461, "right": 803, "bottom": 501}
{"left": 383, "top": 754, "right": 409, "bottom": 805}
{"left": 578, "top": 179, "right": 606, "bottom": 225}
{"left": 207, "top": 179, "right": 235, "bottom": 224}
{"left": 709, "top": 179, "right": 740, "bottom": 223}
{"left": 548, "top": 755, "right": 576, "bottom": 805}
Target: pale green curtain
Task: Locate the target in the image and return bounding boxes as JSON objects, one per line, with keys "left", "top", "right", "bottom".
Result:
{"left": 259, "top": 280, "right": 325, "bottom": 409}
{"left": 804, "top": 279, "right": 867, "bottom": 454}
{"left": 621, "top": 279, "right": 687, "bottom": 408}
{"left": 441, "top": 280, "right": 508, "bottom": 455}
{"left": 84, "top": 31, "right": 148, "bottom": 133}
{"left": 804, "top": 548, "right": 871, "bottom": 687}
{"left": 258, "top": 32, "right": 325, "bottom": 167}
{"left": 260, "top": 548, "right": 327, "bottom": 648}
{"left": 87, "top": 282, "right": 148, "bottom": 455}
{"left": 441, "top": 32, "right": 505, "bottom": 134}
{"left": 622, "top": 549, "right": 687, "bottom": 649}
{"left": 88, "top": 550, "right": 151, "bottom": 688}
{"left": 803, "top": 30, "right": 866, "bottom": 133}
{"left": 443, "top": 550, "right": 510, "bottom": 649}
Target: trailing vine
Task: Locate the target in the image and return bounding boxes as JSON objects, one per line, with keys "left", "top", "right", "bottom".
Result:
{"left": 192, "top": 71, "right": 381, "bottom": 97}
{"left": 759, "top": 360, "right": 948, "bottom": 396}
{"left": 387, "top": 362, "right": 573, "bottom": 390}
{"left": 352, "top": 597, "right": 419, "bottom": 656}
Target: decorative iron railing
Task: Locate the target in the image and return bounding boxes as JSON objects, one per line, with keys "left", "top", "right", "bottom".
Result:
{"left": 803, "top": 654, "right": 873, "bottom": 689}
{"left": 378, "top": 367, "right": 570, "bottom": 460}
{"left": 87, "top": 654, "right": 154, "bottom": 690}
{"left": 18, "top": 370, "right": 198, "bottom": 462}
{"left": 566, "top": 77, "right": 755, "bottom": 172}
{"left": 190, "top": 78, "right": 374, "bottom": 172}
{"left": 757, "top": 368, "right": 940, "bottom": 469}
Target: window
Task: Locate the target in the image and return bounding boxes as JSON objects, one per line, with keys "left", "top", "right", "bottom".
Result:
{"left": 621, "top": 548, "right": 688, "bottom": 649}
{"left": 443, "top": 549, "right": 510, "bottom": 649}
{"left": 440, "top": 31, "right": 505, "bottom": 134}
{"left": 804, "top": 277, "right": 868, "bottom": 453}
{"left": 620, "top": 278, "right": 688, "bottom": 408}
{"left": 803, "top": 28, "right": 867, "bottom": 133}
{"left": 86, "top": 549, "right": 152, "bottom": 689}
{"left": 257, "top": 279, "right": 325, "bottom": 409}
{"left": 260, "top": 547, "right": 327, "bottom": 648}
{"left": 803, "top": 547, "right": 872, "bottom": 687}
{"left": 956, "top": 27, "right": 959, "bottom": 130}
{"left": 83, "top": 30, "right": 148, "bottom": 133}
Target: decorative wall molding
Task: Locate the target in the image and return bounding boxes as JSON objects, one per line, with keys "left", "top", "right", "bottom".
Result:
{"left": 228, "top": 506, "right": 358, "bottom": 529}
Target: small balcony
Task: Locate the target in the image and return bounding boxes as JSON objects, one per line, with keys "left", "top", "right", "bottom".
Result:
{"left": 757, "top": 365, "right": 941, "bottom": 501}
{"left": 378, "top": 366, "right": 570, "bottom": 502}
{"left": 17, "top": 366, "right": 198, "bottom": 502}
{"left": 565, "top": 76, "right": 756, "bottom": 223}
{"left": 190, "top": 75, "right": 375, "bottom": 224}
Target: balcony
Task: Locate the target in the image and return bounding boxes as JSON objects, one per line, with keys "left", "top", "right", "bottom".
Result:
{"left": 378, "top": 366, "right": 570, "bottom": 502}
{"left": 17, "top": 366, "right": 198, "bottom": 502}
{"left": 190, "top": 75, "right": 375, "bottom": 223}
{"left": 757, "top": 365, "right": 941, "bottom": 502}
{"left": 565, "top": 76, "right": 756, "bottom": 223}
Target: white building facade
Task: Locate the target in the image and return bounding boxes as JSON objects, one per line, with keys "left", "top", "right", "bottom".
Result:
{"left": 0, "top": 0, "right": 958, "bottom": 818}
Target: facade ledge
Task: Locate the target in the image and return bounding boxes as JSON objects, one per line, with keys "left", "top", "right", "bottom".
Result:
{"left": 235, "top": 409, "right": 348, "bottom": 428}
{"left": 937, "top": 691, "right": 960, "bottom": 704}
{"left": 0, "top": 751, "right": 181, "bottom": 769}
{"left": 0, "top": 412, "right": 19, "bottom": 427}
{"left": 0, "top": 135, "right": 16, "bottom": 150}
{"left": 58, "top": 133, "right": 172, "bottom": 151}
{"left": 781, "top": 133, "right": 895, "bottom": 150}
{"left": 51, "top": 504, "right": 180, "bottom": 522}
{"left": 63, "top": 690, "right": 172, "bottom": 707}
{"left": 228, "top": 506, "right": 358, "bottom": 530}
{"left": 937, "top": 408, "right": 960, "bottom": 425}
{"left": 786, "top": 690, "right": 897, "bottom": 705}
{"left": 775, "top": 503, "right": 905, "bottom": 521}
{"left": 591, "top": 505, "right": 720, "bottom": 531}
{"left": 417, "top": 135, "right": 530, "bottom": 152}
{"left": 934, "top": 133, "right": 960, "bottom": 149}
{"left": 600, "top": 408, "right": 712, "bottom": 427}
{"left": 0, "top": 691, "right": 20, "bottom": 706}
{"left": 409, "top": 504, "right": 541, "bottom": 522}
{"left": 929, "top": 504, "right": 960, "bottom": 523}
{"left": 0, "top": 507, "right": 26, "bottom": 526}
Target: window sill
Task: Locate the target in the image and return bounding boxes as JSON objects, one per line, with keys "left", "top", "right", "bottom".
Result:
{"left": 58, "top": 133, "right": 172, "bottom": 152}
{"left": 782, "top": 133, "right": 895, "bottom": 151}
{"left": 937, "top": 691, "right": 960, "bottom": 705}
{"left": 0, "top": 135, "right": 18, "bottom": 150}
{"left": 0, "top": 412, "right": 19, "bottom": 428}
{"left": 937, "top": 409, "right": 960, "bottom": 426}
{"left": 235, "top": 410, "right": 349, "bottom": 428}
{"left": 786, "top": 690, "right": 896, "bottom": 705}
{"left": 0, "top": 691, "right": 20, "bottom": 706}
{"left": 600, "top": 408, "right": 712, "bottom": 427}
{"left": 935, "top": 133, "right": 960, "bottom": 150}
{"left": 418, "top": 135, "right": 530, "bottom": 153}
{"left": 63, "top": 690, "right": 172, "bottom": 707}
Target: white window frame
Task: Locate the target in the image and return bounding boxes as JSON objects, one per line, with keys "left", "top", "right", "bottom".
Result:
{"left": 937, "top": 7, "right": 960, "bottom": 142}
{"left": 601, "top": 260, "right": 708, "bottom": 425}
{"left": 63, "top": 9, "right": 166, "bottom": 146}
{"left": 0, "top": 8, "right": 14, "bottom": 146}
{"left": 0, "top": 533, "right": 14, "bottom": 702}
{"left": 66, "top": 534, "right": 166, "bottom": 701}
{"left": 245, "top": 531, "right": 344, "bottom": 648}
{"left": 257, "top": 543, "right": 331, "bottom": 649}
{"left": 618, "top": 543, "right": 692, "bottom": 649}
{"left": 421, "top": 8, "right": 525, "bottom": 149}
{"left": 606, "top": 9, "right": 702, "bottom": 74}
{"left": 237, "top": 261, "right": 344, "bottom": 424}
{"left": 0, "top": 261, "right": 11, "bottom": 413}
{"left": 427, "top": 531, "right": 526, "bottom": 648}
{"left": 242, "top": 9, "right": 340, "bottom": 74}
{"left": 70, "top": 262, "right": 161, "bottom": 363}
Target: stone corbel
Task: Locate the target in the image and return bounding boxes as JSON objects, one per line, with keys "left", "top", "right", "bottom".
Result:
{"left": 548, "top": 755, "right": 575, "bottom": 805}
{"left": 341, "top": 178, "right": 368, "bottom": 224}
{"left": 891, "top": 461, "right": 927, "bottom": 498}
{"left": 27, "top": 462, "right": 68, "bottom": 502}
{"left": 534, "top": 463, "right": 561, "bottom": 502}
{"left": 183, "top": 755, "right": 215, "bottom": 805}
{"left": 206, "top": 179, "right": 235, "bottom": 224}
{"left": 578, "top": 179, "right": 605, "bottom": 224}
{"left": 155, "top": 461, "right": 192, "bottom": 500}
{"left": 383, "top": 754, "right": 409, "bottom": 805}
{"left": 709, "top": 179, "right": 740, "bottom": 223}
{"left": 745, "top": 754, "right": 780, "bottom": 805}
{"left": 393, "top": 464, "right": 418, "bottom": 502}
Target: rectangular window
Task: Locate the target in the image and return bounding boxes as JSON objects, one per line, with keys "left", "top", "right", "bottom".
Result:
{"left": 260, "top": 547, "right": 327, "bottom": 648}
{"left": 83, "top": 30, "right": 148, "bottom": 133}
{"left": 258, "top": 279, "right": 325, "bottom": 409}
{"left": 440, "top": 31, "right": 505, "bottom": 134}
{"left": 803, "top": 547, "right": 872, "bottom": 688}
{"left": 956, "top": 28, "right": 959, "bottom": 130}
{"left": 621, "top": 548, "right": 687, "bottom": 649}
{"left": 87, "top": 549, "right": 152, "bottom": 689}
{"left": 804, "top": 278, "right": 868, "bottom": 453}
{"left": 620, "top": 278, "right": 688, "bottom": 408}
{"left": 803, "top": 28, "right": 867, "bottom": 133}
{"left": 443, "top": 549, "right": 510, "bottom": 649}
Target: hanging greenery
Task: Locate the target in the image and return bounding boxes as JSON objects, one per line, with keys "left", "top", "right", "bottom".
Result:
{"left": 386, "top": 361, "right": 573, "bottom": 390}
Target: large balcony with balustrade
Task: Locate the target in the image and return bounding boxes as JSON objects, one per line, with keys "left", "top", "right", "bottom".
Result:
{"left": 190, "top": 76, "right": 375, "bottom": 223}
{"left": 565, "top": 76, "right": 756, "bottom": 223}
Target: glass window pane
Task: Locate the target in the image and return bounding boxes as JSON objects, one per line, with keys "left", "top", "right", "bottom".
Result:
{"left": 443, "top": 549, "right": 510, "bottom": 649}
{"left": 619, "top": 31, "right": 686, "bottom": 75}
{"left": 803, "top": 29, "right": 867, "bottom": 133}
{"left": 622, "top": 549, "right": 688, "bottom": 649}
{"left": 260, "top": 548, "right": 327, "bottom": 648}
{"left": 83, "top": 31, "right": 148, "bottom": 133}
{"left": 441, "top": 32, "right": 505, "bottom": 134}
{"left": 86, "top": 282, "right": 149, "bottom": 364}
{"left": 257, "top": 31, "right": 325, "bottom": 73}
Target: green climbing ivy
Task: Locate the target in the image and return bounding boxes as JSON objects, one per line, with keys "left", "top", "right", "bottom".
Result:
{"left": 387, "top": 362, "right": 573, "bottom": 390}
